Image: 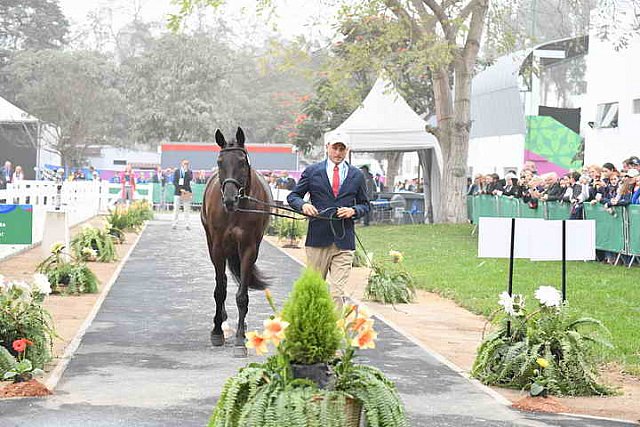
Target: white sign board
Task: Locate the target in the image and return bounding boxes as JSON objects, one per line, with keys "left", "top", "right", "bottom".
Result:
{"left": 478, "top": 218, "right": 596, "bottom": 261}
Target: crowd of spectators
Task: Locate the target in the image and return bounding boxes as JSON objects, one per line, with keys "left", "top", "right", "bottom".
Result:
{"left": 468, "top": 157, "right": 640, "bottom": 214}
{"left": 468, "top": 157, "right": 640, "bottom": 264}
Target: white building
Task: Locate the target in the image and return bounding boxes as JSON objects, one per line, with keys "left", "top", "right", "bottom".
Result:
{"left": 581, "top": 28, "right": 640, "bottom": 166}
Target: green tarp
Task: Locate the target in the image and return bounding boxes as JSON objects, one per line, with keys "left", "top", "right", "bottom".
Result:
{"left": 627, "top": 206, "right": 640, "bottom": 255}
{"left": 545, "top": 202, "right": 572, "bottom": 220}
{"left": 152, "top": 183, "right": 207, "bottom": 205}
{"left": 582, "top": 204, "right": 625, "bottom": 252}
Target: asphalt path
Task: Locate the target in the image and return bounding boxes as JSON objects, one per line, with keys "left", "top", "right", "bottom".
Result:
{"left": 0, "top": 216, "right": 635, "bottom": 427}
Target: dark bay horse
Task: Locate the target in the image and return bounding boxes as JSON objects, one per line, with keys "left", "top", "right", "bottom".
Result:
{"left": 200, "top": 127, "right": 272, "bottom": 357}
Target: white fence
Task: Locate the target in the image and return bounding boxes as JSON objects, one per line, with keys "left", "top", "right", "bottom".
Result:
{"left": 0, "top": 180, "right": 153, "bottom": 248}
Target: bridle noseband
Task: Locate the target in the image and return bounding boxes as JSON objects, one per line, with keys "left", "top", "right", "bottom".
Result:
{"left": 219, "top": 147, "right": 250, "bottom": 200}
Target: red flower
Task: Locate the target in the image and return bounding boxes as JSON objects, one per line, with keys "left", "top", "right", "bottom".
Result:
{"left": 12, "top": 338, "right": 33, "bottom": 353}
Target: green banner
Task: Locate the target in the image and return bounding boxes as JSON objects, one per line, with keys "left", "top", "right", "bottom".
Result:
{"left": 518, "top": 201, "right": 545, "bottom": 219}
{"left": 583, "top": 203, "right": 625, "bottom": 252}
{"left": 474, "top": 195, "right": 498, "bottom": 222}
{"left": 627, "top": 205, "right": 640, "bottom": 255}
{"left": 153, "top": 183, "right": 206, "bottom": 205}
{"left": 109, "top": 187, "right": 149, "bottom": 196}
{"left": 497, "top": 197, "right": 519, "bottom": 218}
{"left": 545, "top": 202, "right": 572, "bottom": 220}
{"left": 0, "top": 205, "right": 33, "bottom": 245}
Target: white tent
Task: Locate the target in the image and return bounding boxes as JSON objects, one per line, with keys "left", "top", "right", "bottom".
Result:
{"left": 0, "top": 96, "right": 38, "bottom": 124}
{"left": 0, "top": 96, "right": 60, "bottom": 179}
{"left": 325, "top": 77, "right": 443, "bottom": 222}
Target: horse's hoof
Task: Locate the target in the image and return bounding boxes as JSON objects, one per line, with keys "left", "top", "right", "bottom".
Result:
{"left": 233, "top": 346, "right": 248, "bottom": 358}
{"left": 210, "top": 333, "right": 225, "bottom": 347}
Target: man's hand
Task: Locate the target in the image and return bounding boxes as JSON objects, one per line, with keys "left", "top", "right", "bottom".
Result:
{"left": 336, "top": 207, "right": 356, "bottom": 218}
{"left": 302, "top": 203, "right": 318, "bottom": 217}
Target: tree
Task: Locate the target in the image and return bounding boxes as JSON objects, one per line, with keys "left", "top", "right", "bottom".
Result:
{"left": 121, "top": 32, "right": 314, "bottom": 145}
{"left": 6, "top": 50, "right": 125, "bottom": 167}
{"left": 0, "top": 0, "right": 68, "bottom": 58}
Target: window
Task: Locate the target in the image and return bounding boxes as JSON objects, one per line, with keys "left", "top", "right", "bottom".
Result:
{"left": 113, "top": 160, "right": 126, "bottom": 166}
{"left": 595, "top": 102, "right": 619, "bottom": 128}
{"left": 633, "top": 98, "right": 640, "bottom": 114}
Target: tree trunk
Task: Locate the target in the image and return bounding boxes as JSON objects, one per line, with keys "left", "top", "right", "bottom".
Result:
{"left": 433, "top": 1, "right": 489, "bottom": 223}
{"left": 384, "top": 151, "right": 403, "bottom": 191}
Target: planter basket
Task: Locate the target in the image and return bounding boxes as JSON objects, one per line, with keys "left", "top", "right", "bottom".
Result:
{"left": 311, "top": 395, "right": 363, "bottom": 427}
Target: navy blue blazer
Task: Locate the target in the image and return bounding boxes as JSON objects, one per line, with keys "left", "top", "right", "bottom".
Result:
{"left": 287, "top": 160, "right": 370, "bottom": 250}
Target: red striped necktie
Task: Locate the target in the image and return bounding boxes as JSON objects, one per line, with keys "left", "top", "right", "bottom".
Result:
{"left": 332, "top": 165, "right": 340, "bottom": 197}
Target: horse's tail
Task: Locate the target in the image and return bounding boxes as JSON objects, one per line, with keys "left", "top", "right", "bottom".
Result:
{"left": 227, "top": 253, "right": 270, "bottom": 290}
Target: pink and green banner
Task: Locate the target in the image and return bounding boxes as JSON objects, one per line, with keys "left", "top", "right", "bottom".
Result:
{"left": 525, "top": 116, "right": 583, "bottom": 175}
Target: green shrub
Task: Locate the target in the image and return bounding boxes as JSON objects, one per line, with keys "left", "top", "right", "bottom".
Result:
{"left": 352, "top": 247, "right": 371, "bottom": 267}
{"left": 35, "top": 244, "right": 99, "bottom": 295}
{"left": 281, "top": 269, "right": 341, "bottom": 365}
{"left": 0, "top": 276, "right": 55, "bottom": 369}
{"left": 472, "top": 287, "right": 613, "bottom": 396}
{"left": 71, "top": 226, "right": 117, "bottom": 262}
{"left": 277, "top": 217, "right": 306, "bottom": 241}
{"left": 365, "top": 263, "right": 416, "bottom": 304}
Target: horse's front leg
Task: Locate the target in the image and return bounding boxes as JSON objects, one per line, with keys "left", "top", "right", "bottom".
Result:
{"left": 233, "top": 243, "right": 258, "bottom": 358}
{"left": 211, "top": 249, "right": 228, "bottom": 347}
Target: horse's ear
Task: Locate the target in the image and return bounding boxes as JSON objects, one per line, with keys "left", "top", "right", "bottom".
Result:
{"left": 236, "top": 127, "right": 245, "bottom": 147}
{"left": 215, "top": 129, "right": 226, "bottom": 149}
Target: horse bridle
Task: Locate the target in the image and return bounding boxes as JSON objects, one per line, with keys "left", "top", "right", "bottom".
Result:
{"left": 219, "top": 147, "right": 250, "bottom": 199}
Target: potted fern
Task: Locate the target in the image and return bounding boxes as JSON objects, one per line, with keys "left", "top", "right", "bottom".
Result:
{"left": 472, "top": 285, "right": 613, "bottom": 396}
{"left": 209, "top": 269, "right": 407, "bottom": 427}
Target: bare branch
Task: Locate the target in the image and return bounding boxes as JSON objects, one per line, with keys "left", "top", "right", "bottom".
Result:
{"left": 461, "top": 0, "right": 489, "bottom": 65}
{"left": 422, "top": 0, "right": 456, "bottom": 41}
{"left": 383, "top": 0, "right": 426, "bottom": 37}
{"left": 458, "top": 0, "right": 485, "bottom": 23}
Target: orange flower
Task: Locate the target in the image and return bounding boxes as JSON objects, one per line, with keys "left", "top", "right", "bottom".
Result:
{"left": 263, "top": 317, "right": 289, "bottom": 346}
{"left": 352, "top": 327, "right": 377, "bottom": 350}
{"left": 245, "top": 331, "right": 269, "bottom": 356}
{"left": 350, "top": 317, "right": 373, "bottom": 333}
{"left": 12, "top": 338, "right": 33, "bottom": 353}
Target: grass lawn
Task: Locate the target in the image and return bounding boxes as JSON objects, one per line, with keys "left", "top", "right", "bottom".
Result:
{"left": 357, "top": 223, "right": 640, "bottom": 375}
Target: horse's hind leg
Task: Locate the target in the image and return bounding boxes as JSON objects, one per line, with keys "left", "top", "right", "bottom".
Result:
{"left": 210, "top": 248, "right": 228, "bottom": 347}
{"left": 233, "top": 245, "right": 258, "bottom": 358}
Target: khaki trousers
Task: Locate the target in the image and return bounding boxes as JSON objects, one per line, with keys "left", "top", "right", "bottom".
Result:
{"left": 306, "top": 244, "right": 355, "bottom": 300}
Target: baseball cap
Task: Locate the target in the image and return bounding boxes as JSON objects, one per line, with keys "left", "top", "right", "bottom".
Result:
{"left": 325, "top": 132, "right": 350, "bottom": 148}
{"left": 626, "top": 169, "right": 639, "bottom": 178}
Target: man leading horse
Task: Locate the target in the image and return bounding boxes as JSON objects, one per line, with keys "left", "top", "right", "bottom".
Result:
{"left": 287, "top": 132, "right": 370, "bottom": 304}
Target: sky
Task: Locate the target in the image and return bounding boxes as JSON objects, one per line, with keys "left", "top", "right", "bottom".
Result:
{"left": 58, "top": 0, "right": 340, "bottom": 45}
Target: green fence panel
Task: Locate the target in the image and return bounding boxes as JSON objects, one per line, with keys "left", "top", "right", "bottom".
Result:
{"left": 545, "top": 202, "right": 572, "bottom": 220}
{"left": 155, "top": 183, "right": 206, "bottom": 205}
{"left": 0, "top": 205, "right": 32, "bottom": 245}
{"left": 497, "top": 197, "right": 519, "bottom": 218}
{"left": 518, "top": 200, "right": 545, "bottom": 219}
{"left": 474, "top": 195, "right": 498, "bottom": 221}
{"left": 627, "top": 205, "right": 640, "bottom": 255}
{"left": 583, "top": 203, "right": 625, "bottom": 252}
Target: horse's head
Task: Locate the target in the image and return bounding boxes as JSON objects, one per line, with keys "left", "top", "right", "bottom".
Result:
{"left": 215, "top": 127, "right": 250, "bottom": 212}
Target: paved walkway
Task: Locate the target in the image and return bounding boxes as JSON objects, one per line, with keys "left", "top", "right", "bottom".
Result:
{"left": 0, "top": 217, "right": 635, "bottom": 426}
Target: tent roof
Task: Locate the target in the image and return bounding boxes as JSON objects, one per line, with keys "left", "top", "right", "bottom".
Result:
{"left": 326, "top": 77, "right": 440, "bottom": 153}
{"left": 0, "top": 96, "right": 38, "bottom": 123}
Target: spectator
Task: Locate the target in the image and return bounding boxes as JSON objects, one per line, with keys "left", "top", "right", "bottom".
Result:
{"left": 467, "top": 174, "right": 483, "bottom": 196}
{"left": 119, "top": 164, "right": 136, "bottom": 205}
{"left": 630, "top": 169, "right": 640, "bottom": 204}
{"left": 12, "top": 165, "right": 24, "bottom": 182}
{"left": 374, "top": 173, "right": 385, "bottom": 193}
{"left": 3, "top": 161, "right": 12, "bottom": 185}
{"left": 523, "top": 160, "right": 538, "bottom": 175}
{"left": 88, "top": 166, "right": 100, "bottom": 181}
{"left": 195, "top": 170, "right": 207, "bottom": 184}
{"left": 360, "top": 165, "right": 375, "bottom": 226}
